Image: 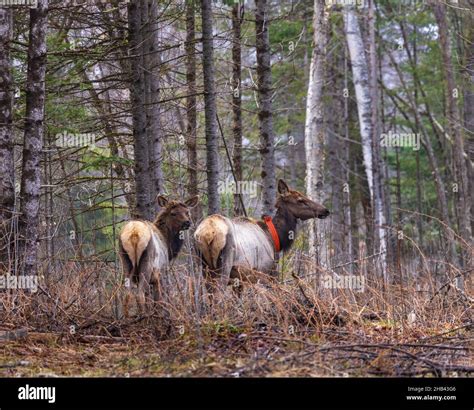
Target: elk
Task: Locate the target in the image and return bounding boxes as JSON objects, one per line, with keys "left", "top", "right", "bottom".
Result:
{"left": 194, "top": 179, "right": 330, "bottom": 293}
{"left": 119, "top": 195, "right": 199, "bottom": 314}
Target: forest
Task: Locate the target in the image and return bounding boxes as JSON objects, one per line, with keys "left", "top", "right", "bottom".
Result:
{"left": 0, "top": 0, "right": 472, "bottom": 379}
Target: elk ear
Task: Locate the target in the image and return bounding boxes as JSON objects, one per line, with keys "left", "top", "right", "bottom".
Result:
{"left": 157, "top": 195, "right": 169, "bottom": 208}
{"left": 184, "top": 195, "right": 199, "bottom": 208}
{"left": 278, "top": 179, "right": 290, "bottom": 195}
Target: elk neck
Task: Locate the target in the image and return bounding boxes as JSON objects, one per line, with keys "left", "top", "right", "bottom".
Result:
{"left": 154, "top": 215, "right": 185, "bottom": 261}
{"left": 270, "top": 205, "right": 298, "bottom": 252}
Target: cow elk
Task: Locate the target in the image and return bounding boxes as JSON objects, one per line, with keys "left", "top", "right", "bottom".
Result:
{"left": 119, "top": 195, "right": 199, "bottom": 315}
{"left": 194, "top": 179, "right": 329, "bottom": 294}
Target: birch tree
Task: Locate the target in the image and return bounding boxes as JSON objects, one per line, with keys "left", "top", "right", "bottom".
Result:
{"left": 304, "top": 0, "right": 327, "bottom": 257}
{"left": 368, "top": 0, "right": 387, "bottom": 278}
{"left": 344, "top": 7, "right": 373, "bottom": 196}
{"left": 255, "top": 0, "right": 276, "bottom": 216}
{"left": 19, "top": 0, "right": 48, "bottom": 276}
{"left": 344, "top": 5, "right": 387, "bottom": 279}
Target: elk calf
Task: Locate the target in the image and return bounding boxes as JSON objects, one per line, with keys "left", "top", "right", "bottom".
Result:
{"left": 119, "top": 195, "right": 199, "bottom": 314}
{"left": 194, "top": 180, "right": 329, "bottom": 293}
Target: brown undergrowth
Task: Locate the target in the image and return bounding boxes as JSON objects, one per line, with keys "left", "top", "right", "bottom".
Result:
{"left": 0, "top": 254, "right": 472, "bottom": 377}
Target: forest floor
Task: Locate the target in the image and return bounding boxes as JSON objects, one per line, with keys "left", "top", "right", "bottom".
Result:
{"left": 1, "top": 261, "right": 473, "bottom": 377}
{"left": 1, "top": 319, "right": 472, "bottom": 377}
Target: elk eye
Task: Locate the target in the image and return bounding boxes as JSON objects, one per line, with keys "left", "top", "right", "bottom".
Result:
{"left": 297, "top": 198, "right": 305, "bottom": 203}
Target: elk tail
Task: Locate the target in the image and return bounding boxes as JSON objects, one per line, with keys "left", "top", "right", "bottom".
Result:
{"left": 120, "top": 222, "right": 152, "bottom": 283}
{"left": 194, "top": 216, "right": 229, "bottom": 270}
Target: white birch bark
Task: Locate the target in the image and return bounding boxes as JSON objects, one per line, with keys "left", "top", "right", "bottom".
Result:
{"left": 304, "top": 0, "right": 328, "bottom": 261}
{"left": 368, "top": 0, "right": 387, "bottom": 279}
{"left": 345, "top": 5, "right": 387, "bottom": 279}
{"left": 344, "top": 7, "right": 374, "bottom": 198}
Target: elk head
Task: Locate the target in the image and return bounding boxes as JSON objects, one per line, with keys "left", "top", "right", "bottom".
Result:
{"left": 275, "top": 179, "right": 330, "bottom": 220}
{"left": 156, "top": 195, "right": 199, "bottom": 232}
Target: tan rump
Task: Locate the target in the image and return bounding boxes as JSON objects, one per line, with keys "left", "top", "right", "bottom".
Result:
{"left": 120, "top": 221, "right": 152, "bottom": 269}
{"left": 194, "top": 214, "right": 229, "bottom": 269}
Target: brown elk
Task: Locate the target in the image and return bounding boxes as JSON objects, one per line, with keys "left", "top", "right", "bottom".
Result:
{"left": 194, "top": 179, "right": 329, "bottom": 293}
{"left": 119, "top": 195, "right": 199, "bottom": 314}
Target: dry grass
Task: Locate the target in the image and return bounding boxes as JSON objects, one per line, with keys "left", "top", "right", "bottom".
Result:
{"left": 0, "top": 248, "right": 472, "bottom": 377}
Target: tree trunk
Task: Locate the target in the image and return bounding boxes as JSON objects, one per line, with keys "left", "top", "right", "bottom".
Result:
{"left": 144, "top": 0, "right": 164, "bottom": 214}
{"left": 129, "top": 1, "right": 152, "bottom": 220}
{"left": 0, "top": 8, "right": 15, "bottom": 272}
{"left": 343, "top": 41, "right": 353, "bottom": 272}
{"left": 19, "top": 0, "right": 48, "bottom": 276}
{"left": 232, "top": 1, "right": 243, "bottom": 216}
{"left": 433, "top": 1, "right": 472, "bottom": 275}
{"left": 201, "top": 0, "right": 220, "bottom": 215}
{"left": 304, "top": 0, "right": 327, "bottom": 258}
{"left": 344, "top": 7, "right": 374, "bottom": 198}
{"left": 461, "top": 0, "right": 474, "bottom": 235}
{"left": 345, "top": 6, "right": 388, "bottom": 276}
{"left": 255, "top": 0, "right": 276, "bottom": 216}
{"left": 368, "top": 0, "right": 387, "bottom": 280}
{"left": 413, "top": 26, "right": 424, "bottom": 250}
{"left": 186, "top": 0, "right": 201, "bottom": 222}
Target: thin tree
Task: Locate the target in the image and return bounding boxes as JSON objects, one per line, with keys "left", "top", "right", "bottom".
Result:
{"left": 0, "top": 8, "right": 15, "bottom": 272}
{"left": 344, "top": 7, "right": 374, "bottom": 202}
{"left": 304, "top": 0, "right": 328, "bottom": 257}
{"left": 186, "top": 0, "right": 201, "bottom": 221}
{"left": 344, "top": 5, "right": 387, "bottom": 278}
{"left": 129, "top": 1, "right": 152, "bottom": 220}
{"left": 231, "top": 0, "right": 244, "bottom": 216}
{"left": 460, "top": 0, "right": 474, "bottom": 234}
{"left": 255, "top": 0, "right": 276, "bottom": 216}
{"left": 145, "top": 0, "right": 165, "bottom": 213}
{"left": 201, "top": 0, "right": 221, "bottom": 215}
{"left": 19, "top": 0, "right": 49, "bottom": 276}
{"left": 432, "top": 1, "right": 472, "bottom": 273}
{"left": 368, "top": 0, "right": 387, "bottom": 279}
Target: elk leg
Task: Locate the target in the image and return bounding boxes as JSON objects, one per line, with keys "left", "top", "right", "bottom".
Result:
{"left": 203, "top": 266, "right": 220, "bottom": 305}
{"left": 137, "top": 275, "right": 152, "bottom": 315}
{"left": 123, "top": 287, "right": 133, "bottom": 318}
{"left": 203, "top": 232, "right": 235, "bottom": 295}
{"left": 151, "top": 269, "right": 162, "bottom": 303}
{"left": 122, "top": 269, "right": 135, "bottom": 318}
